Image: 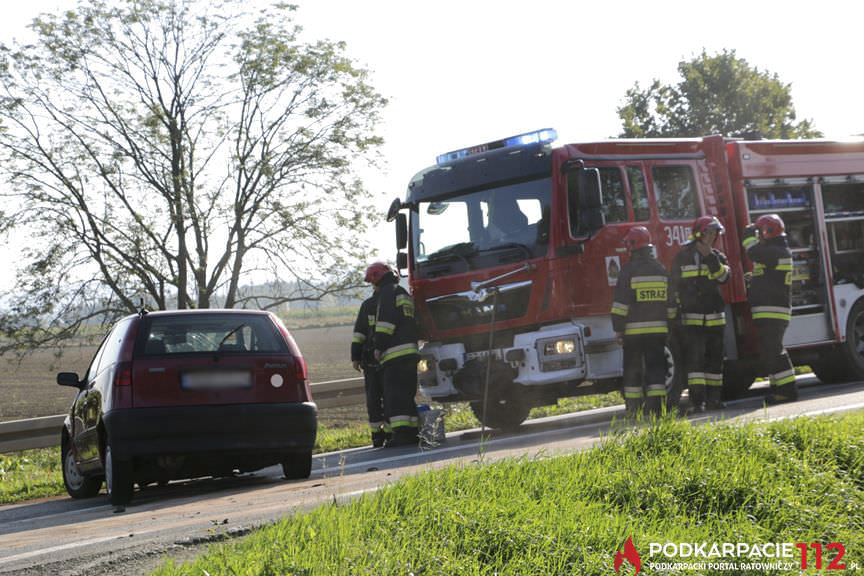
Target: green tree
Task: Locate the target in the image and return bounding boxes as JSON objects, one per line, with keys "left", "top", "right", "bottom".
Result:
{"left": 0, "top": 1, "right": 386, "bottom": 352}
{"left": 618, "top": 49, "right": 821, "bottom": 139}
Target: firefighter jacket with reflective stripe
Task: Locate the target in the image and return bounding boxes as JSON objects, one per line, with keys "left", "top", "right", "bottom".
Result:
{"left": 351, "top": 292, "right": 379, "bottom": 366}
{"left": 670, "top": 241, "right": 730, "bottom": 327}
{"left": 743, "top": 227, "right": 793, "bottom": 321}
{"left": 373, "top": 279, "right": 420, "bottom": 365}
{"left": 610, "top": 248, "right": 671, "bottom": 336}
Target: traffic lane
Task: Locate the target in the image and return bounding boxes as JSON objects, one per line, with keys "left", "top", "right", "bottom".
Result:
{"left": 3, "top": 382, "right": 863, "bottom": 574}
{"left": 0, "top": 373, "right": 856, "bottom": 536}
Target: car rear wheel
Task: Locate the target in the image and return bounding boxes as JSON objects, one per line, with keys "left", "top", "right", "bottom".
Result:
{"left": 62, "top": 437, "right": 102, "bottom": 499}
{"left": 282, "top": 451, "right": 312, "bottom": 480}
{"left": 105, "top": 443, "right": 134, "bottom": 506}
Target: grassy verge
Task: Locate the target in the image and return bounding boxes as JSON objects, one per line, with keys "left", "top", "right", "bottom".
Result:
{"left": 0, "top": 392, "right": 623, "bottom": 505}
{"left": 0, "top": 447, "right": 64, "bottom": 504}
{"left": 154, "top": 411, "right": 864, "bottom": 575}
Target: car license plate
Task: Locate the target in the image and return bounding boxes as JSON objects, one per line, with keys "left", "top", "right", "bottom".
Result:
{"left": 181, "top": 370, "right": 252, "bottom": 390}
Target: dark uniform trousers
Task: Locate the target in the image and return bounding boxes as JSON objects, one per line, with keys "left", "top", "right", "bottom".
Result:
{"left": 363, "top": 365, "right": 387, "bottom": 436}
{"left": 755, "top": 319, "right": 797, "bottom": 399}
{"left": 380, "top": 357, "right": 419, "bottom": 438}
{"left": 622, "top": 335, "right": 667, "bottom": 415}
{"left": 683, "top": 326, "right": 724, "bottom": 407}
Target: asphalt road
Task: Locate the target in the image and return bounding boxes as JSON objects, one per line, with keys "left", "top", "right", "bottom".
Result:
{"left": 1, "top": 375, "right": 863, "bottom": 575}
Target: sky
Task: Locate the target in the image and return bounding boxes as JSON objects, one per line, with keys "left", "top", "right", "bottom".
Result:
{"left": 2, "top": 0, "right": 863, "bottom": 277}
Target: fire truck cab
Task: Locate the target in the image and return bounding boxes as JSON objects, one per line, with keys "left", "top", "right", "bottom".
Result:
{"left": 388, "top": 129, "right": 864, "bottom": 428}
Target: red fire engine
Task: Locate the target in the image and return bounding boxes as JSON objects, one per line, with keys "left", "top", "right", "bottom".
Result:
{"left": 387, "top": 129, "right": 864, "bottom": 428}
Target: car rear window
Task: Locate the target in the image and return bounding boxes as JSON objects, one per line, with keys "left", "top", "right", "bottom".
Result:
{"left": 138, "top": 314, "right": 288, "bottom": 355}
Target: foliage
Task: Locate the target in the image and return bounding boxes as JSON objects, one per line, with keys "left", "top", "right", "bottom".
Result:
{"left": 618, "top": 49, "right": 822, "bottom": 139}
{"left": 0, "top": 447, "right": 64, "bottom": 504}
{"left": 154, "top": 411, "right": 864, "bottom": 575}
{"left": 0, "top": 0, "right": 386, "bottom": 355}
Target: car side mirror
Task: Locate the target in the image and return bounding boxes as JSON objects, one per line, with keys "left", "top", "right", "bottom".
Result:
{"left": 57, "top": 372, "right": 82, "bottom": 388}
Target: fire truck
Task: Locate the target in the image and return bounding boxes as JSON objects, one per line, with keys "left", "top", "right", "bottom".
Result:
{"left": 386, "top": 129, "right": 864, "bottom": 428}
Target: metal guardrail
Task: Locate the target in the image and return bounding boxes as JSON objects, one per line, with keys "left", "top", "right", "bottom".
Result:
{"left": 0, "top": 377, "right": 365, "bottom": 454}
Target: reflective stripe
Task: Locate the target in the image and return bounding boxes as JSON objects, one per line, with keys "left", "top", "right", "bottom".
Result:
{"left": 390, "top": 415, "right": 419, "bottom": 428}
{"left": 708, "top": 265, "right": 730, "bottom": 281}
{"left": 375, "top": 321, "right": 396, "bottom": 335}
{"left": 396, "top": 295, "right": 413, "bottom": 305}
{"left": 688, "top": 371, "right": 706, "bottom": 385}
{"left": 352, "top": 332, "right": 366, "bottom": 344}
{"left": 775, "top": 258, "right": 794, "bottom": 272}
{"left": 646, "top": 384, "right": 666, "bottom": 397}
{"left": 611, "top": 302, "right": 629, "bottom": 316}
{"left": 381, "top": 343, "right": 419, "bottom": 363}
{"left": 367, "top": 315, "right": 376, "bottom": 326}
{"left": 742, "top": 236, "right": 758, "bottom": 249}
{"left": 753, "top": 262, "right": 766, "bottom": 276}
{"left": 623, "top": 386, "right": 643, "bottom": 399}
{"left": 631, "top": 276, "right": 667, "bottom": 289}
{"left": 770, "top": 368, "right": 796, "bottom": 387}
{"left": 752, "top": 306, "right": 791, "bottom": 322}
{"left": 624, "top": 321, "right": 668, "bottom": 335}
{"left": 704, "top": 373, "right": 723, "bottom": 387}
{"left": 683, "top": 313, "right": 705, "bottom": 326}
{"left": 705, "top": 312, "right": 726, "bottom": 327}
{"left": 667, "top": 307, "right": 678, "bottom": 319}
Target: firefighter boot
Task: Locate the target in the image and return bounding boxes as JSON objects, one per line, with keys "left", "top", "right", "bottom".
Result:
{"left": 705, "top": 386, "right": 726, "bottom": 411}
{"left": 624, "top": 398, "right": 644, "bottom": 419}
{"left": 765, "top": 382, "right": 799, "bottom": 405}
{"left": 384, "top": 426, "right": 418, "bottom": 448}
{"left": 688, "top": 384, "right": 706, "bottom": 414}
{"left": 371, "top": 431, "right": 387, "bottom": 448}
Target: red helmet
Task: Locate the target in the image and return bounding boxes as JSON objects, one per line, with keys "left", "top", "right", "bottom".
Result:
{"left": 622, "top": 226, "right": 652, "bottom": 251}
{"left": 693, "top": 215, "right": 725, "bottom": 239}
{"left": 364, "top": 262, "right": 395, "bottom": 285}
{"left": 755, "top": 214, "right": 786, "bottom": 239}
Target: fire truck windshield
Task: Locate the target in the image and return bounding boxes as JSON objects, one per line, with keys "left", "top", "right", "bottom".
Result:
{"left": 413, "top": 177, "right": 551, "bottom": 274}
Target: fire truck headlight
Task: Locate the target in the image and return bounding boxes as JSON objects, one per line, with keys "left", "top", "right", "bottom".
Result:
{"left": 545, "top": 339, "right": 576, "bottom": 355}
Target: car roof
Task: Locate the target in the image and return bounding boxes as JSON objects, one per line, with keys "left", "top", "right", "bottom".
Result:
{"left": 126, "top": 309, "right": 274, "bottom": 320}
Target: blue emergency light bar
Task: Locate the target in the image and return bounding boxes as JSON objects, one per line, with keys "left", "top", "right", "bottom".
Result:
{"left": 435, "top": 128, "right": 558, "bottom": 166}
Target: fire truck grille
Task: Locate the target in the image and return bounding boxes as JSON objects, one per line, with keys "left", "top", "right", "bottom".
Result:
{"left": 427, "top": 284, "right": 531, "bottom": 330}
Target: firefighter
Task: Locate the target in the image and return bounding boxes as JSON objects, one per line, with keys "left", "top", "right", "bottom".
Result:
{"left": 611, "top": 226, "right": 672, "bottom": 416}
{"left": 742, "top": 214, "right": 798, "bottom": 404}
{"left": 670, "top": 215, "right": 731, "bottom": 413}
{"left": 370, "top": 262, "right": 421, "bottom": 446}
{"left": 351, "top": 272, "right": 388, "bottom": 447}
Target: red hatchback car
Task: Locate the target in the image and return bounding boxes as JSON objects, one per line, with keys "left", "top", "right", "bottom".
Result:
{"left": 57, "top": 309, "right": 317, "bottom": 506}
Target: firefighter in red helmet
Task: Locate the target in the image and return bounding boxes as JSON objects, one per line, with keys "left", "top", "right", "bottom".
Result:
{"left": 367, "top": 262, "right": 421, "bottom": 446}
{"left": 351, "top": 263, "right": 389, "bottom": 447}
{"left": 670, "top": 215, "right": 731, "bottom": 413}
{"left": 742, "top": 214, "right": 798, "bottom": 404}
{"left": 610, "top": 226, "right": 672, "bottom": 416}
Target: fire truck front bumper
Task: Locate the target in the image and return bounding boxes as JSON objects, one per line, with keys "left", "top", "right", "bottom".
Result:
{"left": 418, "top": 324, "right": 589, "bottom": 399}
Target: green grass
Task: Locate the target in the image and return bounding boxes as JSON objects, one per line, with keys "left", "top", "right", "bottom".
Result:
{"left": 153, "top": 411, "right": 864, "bottom": 575}
{"left": 0, "top": 447, "right": 64, "bottom": 504}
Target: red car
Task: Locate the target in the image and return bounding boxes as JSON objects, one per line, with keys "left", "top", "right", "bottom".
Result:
{"left": 57, "top": 309, "right": 317, "bottom": 506}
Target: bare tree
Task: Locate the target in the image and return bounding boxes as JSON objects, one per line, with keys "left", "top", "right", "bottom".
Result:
{"left": 0, "top": 0, "right": 386, "bottom": 353}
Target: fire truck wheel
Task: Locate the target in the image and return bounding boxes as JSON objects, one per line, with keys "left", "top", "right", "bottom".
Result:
{"left": 469, "top": 398, "right": 531, "bottom": 431}
{"left": 843, "top": 299, "right": 864, "bottom": 378}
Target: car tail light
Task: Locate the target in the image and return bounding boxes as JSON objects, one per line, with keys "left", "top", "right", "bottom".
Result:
{"left": 270, "top": 313, "right": 313, "bottom": 402}
{"left": 114, "top": 360, "right": 133, "bottom": 408}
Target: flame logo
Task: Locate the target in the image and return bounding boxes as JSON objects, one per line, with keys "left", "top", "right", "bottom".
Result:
{"left": 614, "top": 536, "right": 641, "bottom": 574}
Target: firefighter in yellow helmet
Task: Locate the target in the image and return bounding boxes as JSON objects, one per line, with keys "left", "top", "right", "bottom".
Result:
{"left": 610, "top": 226, "right": 672, "bottom": 416}
{"left": 669, "top": 216, "right": 731, "bottom": 413}
{"left": 742, "top": 214, "right": 798, "bottom": 404}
